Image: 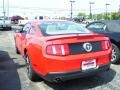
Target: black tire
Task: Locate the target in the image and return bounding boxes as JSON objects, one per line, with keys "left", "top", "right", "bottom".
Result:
{"left": 15, "top": 46, "right": 20, "bottom": 54}
{"left": 111, "top": 43, "right": 120, "bottom": 64}
{"left": 26, "top": 53, "right": 40, "bottom": 81}
{"left": 7, "top": 27, "right": 12, "bottom": 30}
{"left": 15, "top": 40, "right": 20, "bottom": 54}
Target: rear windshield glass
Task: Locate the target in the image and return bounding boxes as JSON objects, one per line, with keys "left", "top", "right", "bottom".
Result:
{"left": 39, "top": 21, "right": 91, "bottom": 36}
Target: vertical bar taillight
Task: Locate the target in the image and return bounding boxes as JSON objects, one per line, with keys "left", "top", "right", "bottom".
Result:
{"left": 101, "top": 40, "right": 110, "bottom": 50}
{"left": 46, "top": 44, "right": 70, "bottom": 56}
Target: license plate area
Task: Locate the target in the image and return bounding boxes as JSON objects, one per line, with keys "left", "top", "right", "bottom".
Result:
{"left": 82, "top": 59, "right": 96, "bottom": 71}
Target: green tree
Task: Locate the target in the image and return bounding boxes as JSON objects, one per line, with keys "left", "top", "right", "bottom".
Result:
{"left": 111, "top": 12, "right": 120, "bottom": 20}
{"left": 77, "top": 13, "right": 86, "bottom": 17}
{"left": 96, "top": 14, "right": 103, "bottom": 20}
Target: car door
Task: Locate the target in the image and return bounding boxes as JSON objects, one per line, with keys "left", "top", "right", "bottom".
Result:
{"left": 18, "top": 23, "right": 31, "bottom": 55}
{"left": 86, "top": 22, "right": 120, "bottom": 44}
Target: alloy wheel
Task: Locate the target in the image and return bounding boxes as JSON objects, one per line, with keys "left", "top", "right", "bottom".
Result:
{"left": 111, "top": 47, "right": 117, "bottom": 62}
{"left": 26, "top": 56, "right": 31, "bottom": 77}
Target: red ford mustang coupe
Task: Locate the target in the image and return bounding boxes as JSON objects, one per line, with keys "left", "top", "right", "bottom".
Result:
{"left": 14, "top": 20, "right": 112, "bottom": 82}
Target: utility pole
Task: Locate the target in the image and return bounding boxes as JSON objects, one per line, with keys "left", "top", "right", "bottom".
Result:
{"left": 3, "top": 0, "right": 6, "bottom": 26}
{"left": 70, "top": 0, "right": 75, "bottom": 20}
{"left": 118, "top": 5, "right": 120, "bottom": 15}
{"left": 7, "top": 0, "right": 9, "bottom": 19}
{"left": 89, "top": 2, "right": 94, "bottom": 19}
{"left": 105, "top": 4, "right": 110, "bottom": 18}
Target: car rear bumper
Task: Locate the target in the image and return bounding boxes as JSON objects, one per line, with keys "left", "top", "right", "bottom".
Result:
{"left": 43, "top": 64, "right": 110, "bottom": 82}
{"left": 0, "top": 25, "right": 11, "bottom": 29}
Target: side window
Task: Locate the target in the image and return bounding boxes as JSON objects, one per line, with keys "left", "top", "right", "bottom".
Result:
{"left": 22, "top": 24, "right": 31, "bottom": 34}
{"left": 87, "top": 22, "right": 106, "bottom": 32}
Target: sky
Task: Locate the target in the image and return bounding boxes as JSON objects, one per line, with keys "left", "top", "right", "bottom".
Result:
{"left": 0, "top": 0, "right": 120, "bottom": 18}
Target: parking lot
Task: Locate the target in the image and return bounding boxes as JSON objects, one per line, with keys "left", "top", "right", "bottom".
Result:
{"left": 0, "top": 30, "right": 120, "bottom": 90}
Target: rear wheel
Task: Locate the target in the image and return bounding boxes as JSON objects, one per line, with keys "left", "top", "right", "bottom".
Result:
{"left": 26, "top": 53, "right": 40, "bottom": 81}
{"left": 111, "top": 43, "right": 120, "bottom": 64}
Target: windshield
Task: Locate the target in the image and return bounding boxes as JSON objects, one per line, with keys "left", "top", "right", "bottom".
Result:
{"left": 39, "top": 21, "right": 91, "bottom": 36}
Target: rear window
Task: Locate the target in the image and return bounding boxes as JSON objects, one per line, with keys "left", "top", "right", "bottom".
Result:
{"left": 39, "top": 21, "right": 91, "bottom": 36}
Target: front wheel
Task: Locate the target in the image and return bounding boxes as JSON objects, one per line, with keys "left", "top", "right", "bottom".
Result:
{"left": 15, "top": 46, "right": 20, "bottom": 54}
{"left": 111, "top": 43, "right": 120, "bottom": 64}
{"left": 14, "top": 39, "right": 20, "bottom": 54}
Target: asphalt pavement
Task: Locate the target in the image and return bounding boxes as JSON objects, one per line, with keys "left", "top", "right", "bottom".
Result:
{"left": 0, "top": 30, "right": 120, "bottom": 90}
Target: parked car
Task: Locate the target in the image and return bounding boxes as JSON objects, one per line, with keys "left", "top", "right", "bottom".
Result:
{"left": 0, "top": 16, "right": 11, "bottom": 30}
{"left": 86, "top": 20, "right": 120, "bottom": 64}
{"left": 14, "top": 20, "right": 112, "bottom": 82}
{"left": 11, "top": 15, "right": 24, "bottom": 24}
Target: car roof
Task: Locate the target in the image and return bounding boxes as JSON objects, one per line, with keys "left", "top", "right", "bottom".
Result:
{"left": 30, "top": 19, "right": 68, "bottom": 23}
{"left": 91, "top": 20, "right": 120, "bottom": 32}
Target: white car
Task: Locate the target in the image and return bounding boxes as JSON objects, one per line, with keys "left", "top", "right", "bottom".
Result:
{"left": 0, "top": 17, "right": 11, "bottom": 30}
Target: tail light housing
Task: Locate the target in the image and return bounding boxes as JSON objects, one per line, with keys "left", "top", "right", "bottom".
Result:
{"left": 101, "top": 40, "right": 111, "bottom": 50}
{"left": 46, "top": 44, "right": 70, "bottom": 56}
